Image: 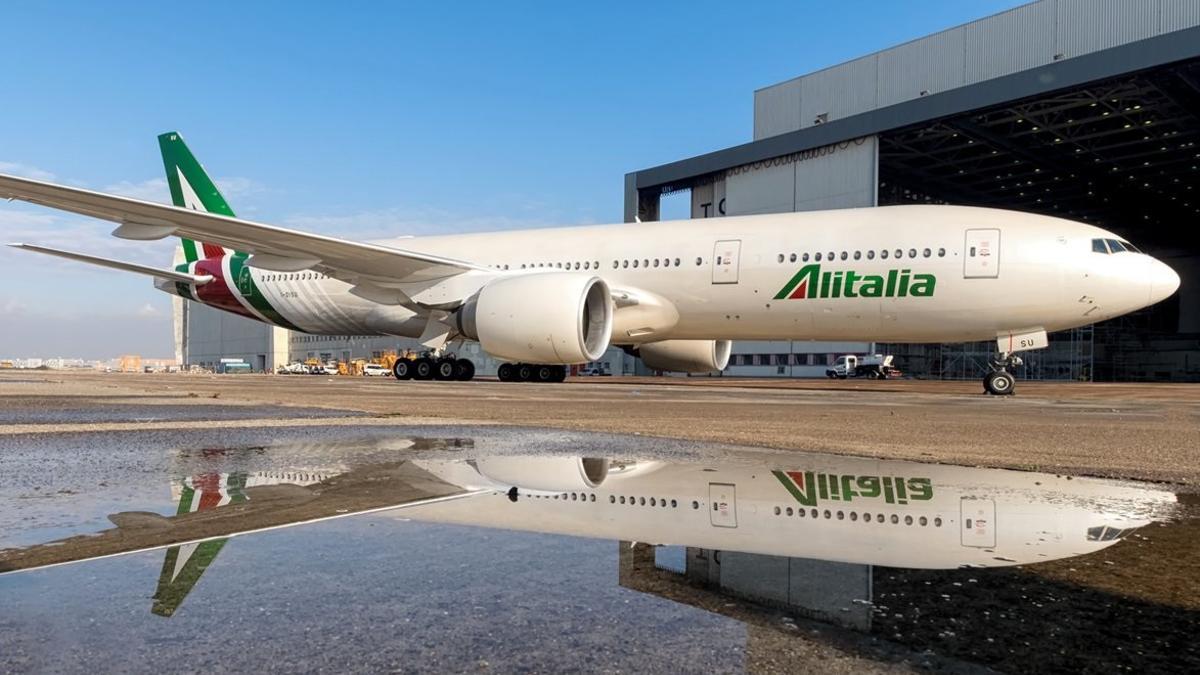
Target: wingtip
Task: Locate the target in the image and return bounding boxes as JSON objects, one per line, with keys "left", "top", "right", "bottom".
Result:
{"left": 7, "top": 243, "right": 26, "bottom": 248}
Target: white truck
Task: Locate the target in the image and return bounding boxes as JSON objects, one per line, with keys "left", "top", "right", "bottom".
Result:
{"left": 825, "top": 354, "right": 900, "bottom": 379}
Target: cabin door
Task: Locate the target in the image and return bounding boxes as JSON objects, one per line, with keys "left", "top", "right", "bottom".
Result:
{"left": 712, "top": 240, "right": 741, "bottom": 284}
{"left": 708, "top": 483, "right": 737, "bottom": 528}
{"left": 964, "top": 228, "right": 1001, "bottom": 278}
{"left": 960, "top": 498, "right": 996, "bottom": 548}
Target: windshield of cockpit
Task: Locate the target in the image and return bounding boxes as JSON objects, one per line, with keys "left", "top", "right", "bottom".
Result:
{"left": 1092, "top": 238, "right": 1143, "bottom": 254}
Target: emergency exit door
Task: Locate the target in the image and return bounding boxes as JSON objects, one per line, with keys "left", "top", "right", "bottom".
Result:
{"left": 712, "top": 240, "right": 741, "bottom": 284}
{"left": 708, "top": 483, "right": 737, "bottom": 528}
{"left": 960, "top": 498, "right": 996, "bottom": 548}
{"left": 964, "top": 228, "right": 1001, "bottom": 278}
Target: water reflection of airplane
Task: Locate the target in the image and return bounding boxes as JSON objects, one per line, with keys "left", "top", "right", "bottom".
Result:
{"left": 401, "top": 454, "right": 1176, "bottom": 569}
{"left": 153, "top": 468, "right": 341, "bottom": 617}
{"left": 0, "top": 441, "right": 1177, "bottom": 620}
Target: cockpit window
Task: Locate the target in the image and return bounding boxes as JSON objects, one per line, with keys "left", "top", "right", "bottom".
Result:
{"left": 1087, "top": 525, "right": 1139, "bottom": 541}
{"left": 1092, "top": 238, "right": 1142, "bottom": 254}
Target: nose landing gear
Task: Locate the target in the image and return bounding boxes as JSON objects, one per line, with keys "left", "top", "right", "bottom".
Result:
{"left": 984, "top": 353, "right": 1022, "bottom": 396}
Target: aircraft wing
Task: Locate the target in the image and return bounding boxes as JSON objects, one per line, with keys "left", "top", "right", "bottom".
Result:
{"left": 0, "top": 461, "right": 490, "bottom": 576}
{"left": 0, "top": 173, "right": 488, "bottom": 285}
{"left": 6, "top": 243, "right": 214, "bottom": 285}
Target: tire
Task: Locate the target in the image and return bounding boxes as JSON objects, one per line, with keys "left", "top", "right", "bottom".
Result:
{"left": 551, "top": 365, "right": 567, "bottom": 383}
{"left": 393, "top": 360, "right": 413, "bottom": 380}
{"left": 413, "top": 357, "right": 435, "bottom": 380}
{"left": 984, "top": 371, "right": 1015, "bottom": 396}
{"left": 516, "top": 364, "right": 533, "bottom": 382}
{"left": 535, "top": 365, "right": 554, "bottom": 382}
{"left": 434, "top": 358, "right": 456, "bottom": 381}
{"left": 454, "top": 358, "right": 475, "bottom": 381}
{"left": 497, "top": 363, "right": 514, "bottom": 382}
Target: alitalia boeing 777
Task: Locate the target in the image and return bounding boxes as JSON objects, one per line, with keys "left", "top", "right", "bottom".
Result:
{"left": 0, "top": 132, "right": 1180, "bottom": 394}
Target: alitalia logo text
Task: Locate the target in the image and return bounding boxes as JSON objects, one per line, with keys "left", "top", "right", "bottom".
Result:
{"left": 774, "top": 264, "right": 937, "bottom": 300}
{"left": 772, "top": 470, "right": 933, "bottom": 507}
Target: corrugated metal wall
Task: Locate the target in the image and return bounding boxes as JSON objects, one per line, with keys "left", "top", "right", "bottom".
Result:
{"left": 752, "top": 0, "right": 1200, "bottom": 140}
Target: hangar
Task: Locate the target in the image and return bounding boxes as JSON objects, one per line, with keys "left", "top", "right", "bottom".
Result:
{"left": 626, "top": 0, "right": 1200, "bottom": 381}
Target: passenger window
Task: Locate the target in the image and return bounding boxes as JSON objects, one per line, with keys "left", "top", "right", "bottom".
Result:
{"left": 922, "top": 248, "right": 931, "bottom": 257}
{"left": 695, "top": 257, "right": 702, "bottom": 265}
{"left": 802, "top": 253, "right": 810, "bottom": 262}
{"left": 881, "top": 250, "right": 889, "bottom": 260}
{"left": 827, "top": 251, "right": 834, "bottom": 261}
{"left": 612, "top": 261, "right": 618, "bottom": 269}
{"left": 908, "top": 248, "right": 917, "bottom": 258}
{"left": 938, "top": 248, "right": 946, "bottom": 257}
{"left": 777, "top": 254, "right": 784, "bottom": 263}
{"left": 643, "top": 259, "right": 649, "bottom": 268}
{"left": 673, "top": 258, "right": 680, "bottom": 266}
{"left": 623, "top": 260, "right": 629, "bottom": 268}
{"left": 654, "top": 259, "right": 661, "bottom": 267}
{"left": 839, "top": 251, "right": 848, "bottom": 261}
{"left": 853, "top": 251, "right": 861, "bottom": 260}
{"left": 866, "top": 250, "right": 875, "bottom": 260}
{"left": 632, "top": 259, "right": 639, "bottom": 268}
{"left": 815, "top": 252, "right": 823, "bottom": 261}
{"left": 895, "top": 249, "right": 903, "bottom": 259}
{"left": 1092, "top": 238, "right": 1109, "bottom": 254}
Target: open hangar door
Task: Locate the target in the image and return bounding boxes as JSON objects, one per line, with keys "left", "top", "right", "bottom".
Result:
{"left": 875, "top": 60, "right": 1200, "bottom": 382}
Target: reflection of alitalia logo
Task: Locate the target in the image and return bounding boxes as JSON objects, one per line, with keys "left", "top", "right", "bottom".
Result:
{"left": 774, "top": 264, "right": 937, "bottom": 300}
{"left": 772, "top": 470, "right": 933, "bottom": 506}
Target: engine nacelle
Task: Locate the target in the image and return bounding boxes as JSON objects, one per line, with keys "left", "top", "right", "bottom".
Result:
{"left": 473, "top": 457, "right": 610, "bottom": 492}
{"left": 455, "top": 273, "right": 613, "bottom": 364}
{"left": 637, "top": 339, "right": 732, "bottom": 373}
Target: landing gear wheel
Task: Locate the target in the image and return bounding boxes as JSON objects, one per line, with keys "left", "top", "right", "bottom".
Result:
{"left": 413, "top": 357, "right": 435, "bottom": 380}
{"left": 393, "top": 360, "right": 413, "bottom": 380}
{"left": 534, "top": 365, "right": 555, "bottom": 382}
{"left": 551, "top": 365, "right": 567, "bottom": 383}
{"left": 434, "top": 358, "right": 457, "bottom": 381}
{"left": 497, "top": 362, "right": 515, "bottom": 382}
{"left": 516, "top": 364, "right": 533, "bottom": 382}
{"left": 984, "top": 371, "right": 1015, "bottom": 396}
{"left": 454, "top": 358, "right": 475, "bottom": 381}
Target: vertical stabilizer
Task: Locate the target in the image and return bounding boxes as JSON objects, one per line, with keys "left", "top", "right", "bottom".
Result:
{"left": 157, "top": 131, "right": 236, "bottom": 262}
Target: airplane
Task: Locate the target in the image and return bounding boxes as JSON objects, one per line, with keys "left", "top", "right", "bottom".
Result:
{"left": 0, "top": 132, "right": 1181, "bottom": 394}
{"left": 0, "top": 441, "right": 1176, "bottom": 618}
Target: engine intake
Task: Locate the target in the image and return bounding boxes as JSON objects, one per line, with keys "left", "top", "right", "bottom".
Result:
{"left": 456, "top": 273, "right": 613, "bottom": 364}
{"left": 637, "top": 339, "right": 732, "bottom": 373}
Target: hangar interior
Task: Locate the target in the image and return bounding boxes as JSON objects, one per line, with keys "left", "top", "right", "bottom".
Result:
{"left": 626, "top": 0, "right": 1200, "bottom": 381}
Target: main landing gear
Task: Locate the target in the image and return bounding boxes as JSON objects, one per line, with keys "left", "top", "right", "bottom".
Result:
{"left": 393, "top": 351, "right": 476, "bottom": 382}
{"left": 496, "top": 362, "right": 567, "bottom": 383}
{"left": 983, "top": 353, "right": 1022, "bottom": 396}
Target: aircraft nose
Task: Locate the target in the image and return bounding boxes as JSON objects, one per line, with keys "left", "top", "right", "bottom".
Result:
{"left": 1149, "top": 258, "right": 1181, "bottom": 304}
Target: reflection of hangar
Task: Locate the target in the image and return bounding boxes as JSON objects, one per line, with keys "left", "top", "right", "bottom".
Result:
{"left": 626, "top": 1, "right": 1200, "bottom": 381}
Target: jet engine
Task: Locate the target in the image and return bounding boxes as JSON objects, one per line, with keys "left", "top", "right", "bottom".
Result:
{"left": 455, "top": 273, "right": 613, "bottom": 364}
{"left": 473, "top": 457, "right": 610, "bottom": 492}
{"left": 636, "top": 339, "right": 732, "bottom": 373}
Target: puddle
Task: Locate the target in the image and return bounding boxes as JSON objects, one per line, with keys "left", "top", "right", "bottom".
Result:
{"left": 0, "top": 429, "right": 1195, "bottom": 673}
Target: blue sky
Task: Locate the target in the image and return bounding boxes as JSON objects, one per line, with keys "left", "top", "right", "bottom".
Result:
{"left": 0, "top": 0, "right": 1020, "bottom": 358}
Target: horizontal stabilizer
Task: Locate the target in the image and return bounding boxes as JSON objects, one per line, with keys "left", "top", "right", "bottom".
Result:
{"left": 8, "top": 243, "right": 213, "bottom": 285}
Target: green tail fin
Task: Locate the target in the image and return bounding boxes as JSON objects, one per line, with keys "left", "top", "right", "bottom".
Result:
{"left": 158, "top": 131, "right": 236, "bottom": 262}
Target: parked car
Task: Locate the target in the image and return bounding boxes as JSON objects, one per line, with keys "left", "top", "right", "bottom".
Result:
{"left": 362, "top": 363, "right": 390, "bottom": 376}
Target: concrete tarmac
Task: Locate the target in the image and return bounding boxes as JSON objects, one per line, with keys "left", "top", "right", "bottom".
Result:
{"left": 1, "top": 371, "right": 1197, "bottom": 488}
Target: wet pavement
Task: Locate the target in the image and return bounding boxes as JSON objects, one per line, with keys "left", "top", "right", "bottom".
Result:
{"left": 0, "top": 425, "right": 1196, "bottom": 673}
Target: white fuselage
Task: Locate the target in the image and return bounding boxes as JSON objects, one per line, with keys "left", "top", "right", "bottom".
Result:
{"left": 164, "top": 205, "right": 1179, "bottom": 347}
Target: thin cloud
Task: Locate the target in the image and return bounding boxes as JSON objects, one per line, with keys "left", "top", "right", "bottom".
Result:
{"left": 0, "top": 161, "right": 56, "bottom": 182}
